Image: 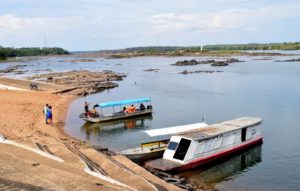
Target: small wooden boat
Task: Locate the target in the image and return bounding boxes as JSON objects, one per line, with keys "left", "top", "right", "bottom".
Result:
{"left": 145, "top": 117, "right": 263, "bottom": 172}
{"left": 80, "top": 98, "right": 152, "bottom": 123}
{"left": 119, "top": 122, "right": 208, "bottom": 162}
{"left": 120, "top": 139, "right": 169, "bottom": 162}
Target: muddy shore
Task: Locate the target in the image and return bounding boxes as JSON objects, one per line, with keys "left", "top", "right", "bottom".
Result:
{"left": 0, "top": 79, "right": 186, "bottom": 191}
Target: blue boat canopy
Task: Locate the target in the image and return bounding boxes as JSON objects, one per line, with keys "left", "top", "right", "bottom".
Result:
{"left": 99, "top": 98, "right": 151, "bottom": 108}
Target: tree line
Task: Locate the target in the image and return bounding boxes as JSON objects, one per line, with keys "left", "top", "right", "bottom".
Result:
{"left": 111, "top": 42, "right": 300, "bottom": 54}
{"left": 0, "top": 47, "right": 69, "bottom": 60}
{"left": 204, "top": 42, "right": 300, "bottom": 51}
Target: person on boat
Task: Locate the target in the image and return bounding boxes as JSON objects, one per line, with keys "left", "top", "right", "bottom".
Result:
{"left": 123, "top": 107, "right": 127, "bottom": 113}
{"left": 47, "top": 106, "right": 53, "bottom": 125}
{"left": 140, "top": 103, "right": 146, "bottom": 111}
{"left": 90, "top": 108, "right": 98, "bottom": 117}
{"left": 84, "top": 102, "right": 90, "bottom": 115}
{"left": 43, "top": 104, "right": 49, "bottom": 124}
{"left": 130, "top": 105, "right": 136, "bottom": 113}
{"left": 125, "top": 106, "right": 131, "bottom": 114}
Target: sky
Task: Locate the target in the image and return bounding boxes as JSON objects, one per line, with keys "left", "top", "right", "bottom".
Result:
{"left": 0, "top": 0, "right": 300, "bottom": 51}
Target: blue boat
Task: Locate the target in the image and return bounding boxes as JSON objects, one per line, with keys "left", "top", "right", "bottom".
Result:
{"left": 79, "top": 98, "right": 153, "bottom": 123}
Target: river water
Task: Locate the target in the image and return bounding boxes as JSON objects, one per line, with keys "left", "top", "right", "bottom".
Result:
{"left": 2, "top": 52, "right": 300, "bottom": 190}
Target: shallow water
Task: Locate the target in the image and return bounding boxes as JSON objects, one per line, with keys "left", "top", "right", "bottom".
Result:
{"left": 2, "top": 53, "right": 300, "bottom": 190}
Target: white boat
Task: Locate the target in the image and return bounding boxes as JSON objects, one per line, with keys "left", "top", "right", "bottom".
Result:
{"left": 80, "top": 98, "right": 153, "bottom": 123}
{"left": 145, "top": 117, "right": 263, "bottom": 171}
{"left": 119, "top": 122, "right": 208, "bottom": 162}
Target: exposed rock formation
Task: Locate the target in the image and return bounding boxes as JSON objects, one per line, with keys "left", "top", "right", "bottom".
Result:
{"left": 143, "top": 68, "right": 160, "bottom": 72}
{"left": 276, "top": 58, "right": 300, "bottom": 62}
{"left": 59, "top": 59, "right": 97, "bottom": 63}
{"left": 179, "top": 70, "right": 223, "bottom": 74}
{"left": 28, "top": 70, "right": 126, "bottom": 96}
{"left": 172, "top": 58, "right": 243, "bottom": 67}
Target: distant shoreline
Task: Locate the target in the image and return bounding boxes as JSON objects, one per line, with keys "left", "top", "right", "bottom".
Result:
{"left": 64, "top": 50, "right": 299, "bottom": 59}
{"left": 1, "top": 49, "right": 298, "bottom": 63}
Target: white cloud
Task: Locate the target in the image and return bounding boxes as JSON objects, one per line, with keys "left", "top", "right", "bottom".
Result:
{"left": 150, "top": 3, "right": 300, "bottom": 34}
{"left": 1, "top": 0, "right": 300, "bottom": 50}
{"left": 0, "top": 14, "right": 42, "bottom": 30}
{"left": 151, "top": 13, "right": 196, "bottom": 32}
{"left": 151, "top": 11, "right": 242, "bottom": 34}
{"left": 0, "top": 14, "right": 105, "bottom": 47}
{"left": 0, "top": 14, "right": 95, "bottom": 33}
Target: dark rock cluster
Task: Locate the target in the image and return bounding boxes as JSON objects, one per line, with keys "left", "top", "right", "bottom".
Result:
{"left": 276, "top": 58, "right": 300, "bottom": 62}
{"left": 179, "top": 70, "right": 224, "bottom": 74}
{"left": 172, "top": 58, "right": 243, "bottom": 67}
{"left": 143, "top": 68, "right": 160, "bottom": 72}
{"left": 59, "top": 58, "right": 97, "bottom": 63}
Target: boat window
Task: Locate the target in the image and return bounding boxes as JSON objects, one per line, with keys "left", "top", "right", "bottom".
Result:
{"left": 167, "top": 141, "right": 178, "bottom": 150}
{"left": 241, "top": 127, "right": 247, "bottom": 142}
{"left": 173, "top": 138, "right": 191, "bottom": 161}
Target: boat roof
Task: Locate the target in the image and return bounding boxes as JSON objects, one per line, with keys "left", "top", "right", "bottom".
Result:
{"left": 143, "top": 122, "right": 208, "bottom": 137}
{"left": 99, "top": 98, "right": 151, "bottom": 108}
{"left": 177, "top": 117, "right": 262, "bottom": 141}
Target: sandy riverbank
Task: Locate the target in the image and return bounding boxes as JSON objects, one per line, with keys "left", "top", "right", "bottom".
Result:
{"left": 0, "top": 83, "right": 184, "bottom": 190}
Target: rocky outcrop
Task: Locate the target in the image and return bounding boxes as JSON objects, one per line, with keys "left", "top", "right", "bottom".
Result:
{"left": 143, "top": 68, "right": 160, "bottom": 72}
{"left": 28, "top": 70, "right": 126, "bottom": 96}
{"left": 59, "top": 59, "right": 97, "bottom": 63}
{"left": 276, "top": 58, "right": 300, "bottom": 62}
{"left": 252, "top": 57, "right": 273, "bottom": 61}
{"left": 172, "top": 59, "right": 200, "bottom": 66}
{"left": 210, "top": 61, "right": 229, "bottom": 66}
{"left": 179, "top": 70, "right": 223, "bottom": 74}
{"left": 0, "top": 65, "right": 27, "bottom": 74}
{"left": 172, "top": 58, "right": 243, "bottom": 67}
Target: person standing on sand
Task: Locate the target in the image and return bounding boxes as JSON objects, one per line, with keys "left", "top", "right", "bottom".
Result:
{"left": 47, "top": 106, "right": 53, "bottom": 125}
{"left": 43, "top": 104, "right": 49, "bottom": 124}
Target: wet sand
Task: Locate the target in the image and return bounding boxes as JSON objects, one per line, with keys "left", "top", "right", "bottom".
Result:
{"left": 0, "top": 83, "right": 183, "bottom": 191}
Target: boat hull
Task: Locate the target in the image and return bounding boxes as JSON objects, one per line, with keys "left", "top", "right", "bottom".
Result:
{"left": 80, "top": 110, "right": 152, "bottom": 123}
{"left": 145, "top": 136, "right": 263, "bottom": 172}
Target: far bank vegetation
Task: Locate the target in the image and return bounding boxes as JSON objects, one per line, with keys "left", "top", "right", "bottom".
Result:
{"left": 105, "top": 42, "right": 300, "bottom": 58}
{"left": 0, "top": 47, "right": 69, "bottom": 61}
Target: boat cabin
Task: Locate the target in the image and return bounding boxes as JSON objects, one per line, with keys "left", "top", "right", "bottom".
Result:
{"left": 145, "top": 117, "right": 263, "bottom": 171}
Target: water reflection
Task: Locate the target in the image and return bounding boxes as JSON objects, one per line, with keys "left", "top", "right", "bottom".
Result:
{"left": 81, "top": 115, "right": 153, "bottom": 139}
{"left": 179, "top": 145, "right": 262, "bottom": 186}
